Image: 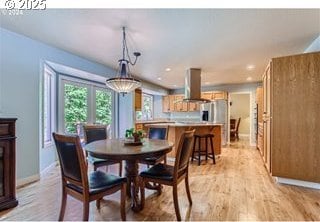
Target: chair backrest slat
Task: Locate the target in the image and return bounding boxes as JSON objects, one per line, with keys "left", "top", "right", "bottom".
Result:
{"left": 174, "top": 130, "right": 195, "bottom": 175}
{"left": 83, "top": 124, "right": 108, "bottom": 144}
{"left": 148, "top": 126, "right": 168, "bottom": 140}
{"left": 236, "top": 118, "right": 241, "bottom": 132}
{"left": 53, "top": 133, "right": 88, "bottom": 188}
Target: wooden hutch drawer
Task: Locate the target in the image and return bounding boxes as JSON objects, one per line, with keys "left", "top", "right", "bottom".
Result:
{"left": 0, "top": 123, "right": 11, "bottom": 137}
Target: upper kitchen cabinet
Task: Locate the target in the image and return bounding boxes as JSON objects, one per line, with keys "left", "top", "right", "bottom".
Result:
{"left": 212, "top": 91, "right": 228, "bottom": 100}
{"left": 162, "top": 95, "right": 176, "bottom": 112}
{"left": 201, "top": 92, "right": 213, "bottom": 100}
{"left": 188, "top": 102, "right": 200, "bottom": 112}
{"left": 174, "top": 95, "right": 188, "bottom": 112}
{"left": 264, "top": 52, "right": 320, "bottom": 183}
{"left": 134, "top": 88, "right": 142, "bottom": 111}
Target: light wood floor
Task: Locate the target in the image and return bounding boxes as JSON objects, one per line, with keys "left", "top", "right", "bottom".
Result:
{"left": 1, "top": 140, "right": 320, "bottom": 221}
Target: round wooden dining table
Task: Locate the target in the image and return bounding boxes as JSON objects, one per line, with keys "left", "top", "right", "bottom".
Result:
{"left": 84, "top": 138, "right": 173, "bottom": 212}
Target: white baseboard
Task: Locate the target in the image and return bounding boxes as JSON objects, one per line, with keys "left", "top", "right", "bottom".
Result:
{"left": 275, "top": 177, "right": 320, "bottom": 190}
{"left": 17, "top": 174, "right": 40, "bottom": 188}
{"left": 40, "top": 161, "right": 58, "bottom": 176}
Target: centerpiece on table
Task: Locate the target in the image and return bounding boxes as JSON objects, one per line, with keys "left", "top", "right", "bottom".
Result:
{"left": 124, "top": 128, "right": 144, "bottom": 146}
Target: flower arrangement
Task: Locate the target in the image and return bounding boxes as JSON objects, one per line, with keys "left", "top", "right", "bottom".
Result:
{"left": 125, "top": 128, "right": 144, "bottom": 143}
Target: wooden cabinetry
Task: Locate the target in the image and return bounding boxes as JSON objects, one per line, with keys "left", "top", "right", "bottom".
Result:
{"left": 162, "top": 91, "right": 227, "bottom": 113}
{"left": 262, "top": 52, "right": 320, "bottom": 183}
{"left": 201, "top": 92, "right": 213, "bottom": 100}
{"left": 134, "top": 88, "right": 142, "bottom": 111}
{"left": 162, "top": 95, "right": 176, "bottom": 112}
{"left": 256, "top": 87, "right": 264, "bottom": 155}
{"left": 212, "top": 91, "right": 228, "bottom": 100}
{"left": 188, "top": 102, "right": 200, "bottom": 112}
{"left": 0, "top": 118, "right": 18, "bottom": 211}
{"left": 174, "top": 95, "right": 188, "bottom": 112}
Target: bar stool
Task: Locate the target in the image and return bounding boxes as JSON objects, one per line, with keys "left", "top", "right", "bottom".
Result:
{"left": 191, "top": 134, "right": 216, "bottom": 165}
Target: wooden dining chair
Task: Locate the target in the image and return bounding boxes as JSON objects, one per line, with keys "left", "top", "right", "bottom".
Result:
{"left": 139, "top": 125, "right": 169, "bottom": 167}
{"left": 139, "top": 129, "right": 195, "bottom": 221}
{"left": 230, "top": 118, "right": 241, "bottom": 141}
{"left": 52, "top": 133, "right": 127, "bottom": 221}
{"left": 83, "top": 124, "right": 122, "bottom": 176}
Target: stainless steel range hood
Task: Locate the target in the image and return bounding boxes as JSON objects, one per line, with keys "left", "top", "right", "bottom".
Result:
{"left": 183, "top": 68, "right": 211, "bottom": 103}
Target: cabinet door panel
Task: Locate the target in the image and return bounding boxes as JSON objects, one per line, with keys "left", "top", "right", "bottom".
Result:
{"left": 271, "top": 52, "right": 320, "bottom": 182}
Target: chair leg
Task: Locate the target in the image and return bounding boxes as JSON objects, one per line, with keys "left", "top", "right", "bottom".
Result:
{"left": 191, "top": 137, "right": 196, "bottom": 162}
{"left": 210, "top": 137, "right": 216, "bottom": 164}
{"left": 120, "top": 183, "right": 126, "bottom": 221}
{"left": 173, "top": 185, "right": 181, "bottom": 221}
{"left": 119, "top": 161, "right": 123, "bottom": 177}
{"left": 185, "top": 173, "right": 192, "bottom": 206}
{"left": 83, "top": 200, "right": 90, "bottom": 221}
{"left": 140, "top": 178, "right": 145, "bottom": 210}
{"left": 198, "top": 137, "right": 201, "bottom": 166}
{"left": 94, "top": 165, "right": 97, "bottom": 171}
{"left": 205, "top": 137, "right": 208, "bottom": 161}
{"left": 164, "top": 154, "right": 167, "bottom": 165}
{"left": 96, "top": 198, "right": 101, "bottom": 210}
{"left": 58, "top": 187, "right": 67, "bottom": 221}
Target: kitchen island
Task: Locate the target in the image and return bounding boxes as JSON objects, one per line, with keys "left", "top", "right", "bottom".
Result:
{"left": 144, "top": 122, "right": 223, "bottom": 158}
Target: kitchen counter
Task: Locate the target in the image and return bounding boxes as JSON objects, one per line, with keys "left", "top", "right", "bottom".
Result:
{"left": 144, "top": 122, "right": 222, "bottom": 158}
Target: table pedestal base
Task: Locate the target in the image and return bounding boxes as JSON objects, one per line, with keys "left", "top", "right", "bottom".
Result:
{"left": 125, "top": 160, "right": 142, "bottom": 212}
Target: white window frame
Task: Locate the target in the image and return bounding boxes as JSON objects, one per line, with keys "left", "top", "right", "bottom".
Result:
{"left": 58, "top": 75, "right": 116, "bottom": 137}
{"left": 141, "top": 93, "right": 154, "bottom": 120}
{"left": 42, "top": 65, "right": 56, "bottom": 148}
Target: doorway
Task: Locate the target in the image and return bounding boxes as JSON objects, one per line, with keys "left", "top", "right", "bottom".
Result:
{"left": 228, "top": 92, "right": 252, "bottom": 145}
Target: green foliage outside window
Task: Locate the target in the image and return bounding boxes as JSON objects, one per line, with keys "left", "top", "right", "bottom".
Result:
{"left": 64, "top": 84, "right": 87, "bottom": 133}
{"left": 96, "top": 90, "right": 112, "bottom": 124}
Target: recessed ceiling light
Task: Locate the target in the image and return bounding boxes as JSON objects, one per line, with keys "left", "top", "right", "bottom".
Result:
{"left": 157, "top": 77, "right": 162, "bottom": 80}
{"left": 246, "top": 64, "right": 255, "bottom": 70}
{"left": 165, "top": 68, "right": 171, "bottom": 72}
{"left": 246, "top": 77, "right": 253, "bottom": 81}
{"left": 204, "top": 82, "right": 210, "bottom": 85}
{"left": 173, "top": 84, "right": 177, "bottom": 87}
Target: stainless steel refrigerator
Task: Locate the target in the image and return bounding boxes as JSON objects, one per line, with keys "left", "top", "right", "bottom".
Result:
{"left": 200, "top": 100, "right": 228, "bottom": 145}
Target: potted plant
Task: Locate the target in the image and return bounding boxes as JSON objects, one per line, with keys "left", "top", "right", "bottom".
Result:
{"left": 125, "top": 128, "right": 144, "bottom": 143}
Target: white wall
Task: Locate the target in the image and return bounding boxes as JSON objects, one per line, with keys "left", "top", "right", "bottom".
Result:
{"left": 230, "top": 94, "right": 250, "bottom": 135}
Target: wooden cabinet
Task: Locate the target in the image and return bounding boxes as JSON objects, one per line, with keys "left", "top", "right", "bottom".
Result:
{"left": 188, "top": 102, "right": 200, "bottom": 112}
{"left": 174, "top": 95, "right": 188, "bottom": 112}
{"left": 262, "top": 65, "right": 271, "bottom": 172}
{"left": 212, "top": 91, "right": 228, "bottom": 100}
{"left": 134, "top": 88, "right": 142, "bottom": 111}
{"left": 162, "top": 95, "right": 176, "bottom": 112}
{"left": 0, "top": 118, "right": 18, "bottom": 211}
{"left": 162, "top": 91, "right": 227, "bottom": 113}
{"left": 262, "top": 52, "right": 320, "bottom": 183}
{"left": 201, "top": 92, "right": 213, "bottom": 100}
{"left": 162, "top": 96, "right": 170, "bottom": 113}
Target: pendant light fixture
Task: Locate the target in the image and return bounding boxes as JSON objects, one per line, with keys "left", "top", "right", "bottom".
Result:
{"left": 106, "top": 27, "right": 142, "bottom": 94}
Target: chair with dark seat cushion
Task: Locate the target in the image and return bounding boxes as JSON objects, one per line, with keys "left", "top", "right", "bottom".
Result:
{"left": 83, "top": 124, "right": 122, "bottom": 176}
{"left": 140, "top": 130, "right": 195, "bottom": 221}
{"left": 52, "top": 133, "right": 126, "bottom": 221}
{"left": 139, "top": 125, "right": 169, "bottom": 166}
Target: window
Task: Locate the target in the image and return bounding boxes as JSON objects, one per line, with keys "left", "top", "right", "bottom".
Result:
{"left": 95, "top": 88, "right": 112, "bottom": 125}
{"left": 136, "top": 93, "right": 154, "bottom": 120}
{"left": 59, "top": 76, "right": 115, "bottom": 139}
{"left": 43, "top": 65, "right": 56, "bottom": 147}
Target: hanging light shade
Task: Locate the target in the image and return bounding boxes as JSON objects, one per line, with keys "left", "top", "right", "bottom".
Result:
{"left": 106, "top": 27, "right": 142, "bottom": 94}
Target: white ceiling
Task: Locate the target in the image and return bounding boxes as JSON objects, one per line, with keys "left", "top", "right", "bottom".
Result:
{"left": 1, "top": 9, "right": 319, "bottom": 89}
